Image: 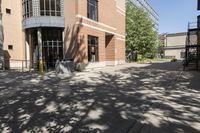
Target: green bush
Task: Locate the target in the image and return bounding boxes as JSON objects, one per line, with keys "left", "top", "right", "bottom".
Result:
{"left": 171, "top": 58, "right": 177, "bottom": 62}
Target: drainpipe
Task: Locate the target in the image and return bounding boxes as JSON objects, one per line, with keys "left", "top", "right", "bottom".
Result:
{"left": 37, "top": 28, "right": 44, "bottom": 74}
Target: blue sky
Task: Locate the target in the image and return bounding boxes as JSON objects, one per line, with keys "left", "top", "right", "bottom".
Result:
{"left": 149, "top": 0, "right": 199, "bottom": 34}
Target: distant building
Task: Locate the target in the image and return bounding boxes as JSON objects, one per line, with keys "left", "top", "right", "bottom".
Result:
{"left": 163, "top": 32, "right": 187, "bottom": 60}
{"left": 127, "top": 0, "right": 159, "bottom": 32}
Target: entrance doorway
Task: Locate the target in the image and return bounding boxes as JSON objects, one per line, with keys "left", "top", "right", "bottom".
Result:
{"left": 43, "top": 40, "right": 63, "bottom": 69}
{"left": 30, "top": 28, "right": 63, "bottom": 70}
{"left": 88, "top": 35, "right": 99, "bottom": 62}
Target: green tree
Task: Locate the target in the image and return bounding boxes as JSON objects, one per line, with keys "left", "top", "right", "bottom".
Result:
{"left": 157, "top": 39, "right": 165, "bottom": 57}
{"left": 126, "top": 2, "right": 158, "bottom": 60}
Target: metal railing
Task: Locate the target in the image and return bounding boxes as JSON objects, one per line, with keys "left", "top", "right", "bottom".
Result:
{"left": 2, "top": 59, "right": 62, "bottom": 72}
{"left": 3, "top": 59, "right": 32, "bottom": 72}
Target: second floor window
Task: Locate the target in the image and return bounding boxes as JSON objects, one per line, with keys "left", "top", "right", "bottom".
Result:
{"left": 22, "top": 0, "right": 33, "bottom": 18}
{"left": 22, "top": 0, "right": 61, "bottom": 19}
{"left": 87, "top": 0, "right": 98, "bottom": 21}
{"left": 40, "top": 0, "right": 61, "bottom": 16}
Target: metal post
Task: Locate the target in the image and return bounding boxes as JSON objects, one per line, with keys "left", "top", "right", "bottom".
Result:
{"left": 197, "top": 22, "right": 200, "bottom": 70}
{"left": 22, "top": 60, "right": 24, "bottom": 72}
{"left": 38, "top": 28, "right": 44, "bottom": 74}
{"left": 197, "top": 46, "right": 199, "bottom": 70}
{"left": 187, "top": 23, "right": 190, "bottom": 45}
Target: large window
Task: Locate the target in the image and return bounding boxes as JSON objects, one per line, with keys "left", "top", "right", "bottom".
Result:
{"left": 40, "top": 0, "right": 61, "bottom": 16}
{"left": 88, "top": 35, "right": 99, "bottom": 62}
{"left": 22, "top": 0, "right": 61, "bottom": 18}
{"left": 87, "top": 0, "right": 98, "bottom": 21}
{"left": 22, "top": 0, "right": 33, "bottom": 19}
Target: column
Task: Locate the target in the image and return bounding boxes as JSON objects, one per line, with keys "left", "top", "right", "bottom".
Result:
{"left": 37, "top": 28, "right": 44, "bottom": 73}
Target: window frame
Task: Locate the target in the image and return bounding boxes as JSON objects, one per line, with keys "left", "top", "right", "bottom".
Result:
{"left": 22, "top": 0, "right": 62, "bottom": 19}
{"left": 87, "top": 0, "right": 98, "bottom": 21}
{"left": 22, "top": 0, "right": 33, "bottom": 19}
{"left": 88, "top": 35, "right": 99, "bottom": 62}
{"left": 40, "top": 0, "right": 61, "bottom": 17}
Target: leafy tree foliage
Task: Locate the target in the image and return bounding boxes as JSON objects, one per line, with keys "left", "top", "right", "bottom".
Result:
{"left": 126, "top": 2, "right": 158, "bottom": 59}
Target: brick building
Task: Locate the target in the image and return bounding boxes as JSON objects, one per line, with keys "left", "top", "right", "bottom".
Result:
{"left": 1, "top": 0, "right": 125, "bottom": 69}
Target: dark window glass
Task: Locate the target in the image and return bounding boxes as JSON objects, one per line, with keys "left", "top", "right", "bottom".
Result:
{"left": 88, "top": 35, "right": 98, "bottom": 62}
{"left": 45, "top": 0, "right": 50, "bottom": 16}
{"left": 22, "top": 0, "right": 33, "bottom": 19}
{"left": 40, "top": 0, "right": 45, "bottom": 15}
{"left": 29, "top": 0, "right": 33, "bottom": 17}
{"left": 8, "top": 45, "right": 13, "bottom": 50}
{"left": 26, "top": 1, "right": 29, "bottom": 17}
{"left": 56, "top": 0, "right": 61, "bottom": 16}
{"left": 6, "top": 8, "right": 11, "bottom": 14}
{"left": 51, "top": 0, "right": 55, "bottom": 16}
{"left": 87, "top": 0, "right": 98, "bottom": 21}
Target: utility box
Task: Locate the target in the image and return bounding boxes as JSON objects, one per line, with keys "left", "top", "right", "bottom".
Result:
{"left": 55, "top": 60, "right": 75, "bottom": 74}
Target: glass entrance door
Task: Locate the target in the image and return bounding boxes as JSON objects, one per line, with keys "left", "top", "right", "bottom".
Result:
{"left": 43, "top": 40, "right": 63, "bottom": 69}
{"left": 42, "top": 28, "right": 63, "bottom": 69}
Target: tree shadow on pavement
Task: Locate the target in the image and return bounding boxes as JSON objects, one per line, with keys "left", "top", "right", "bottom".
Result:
{"left": 136, "top": 61, "right": 183, "bottom": 71}
{"left": 0, "top": 62, "right": 199, "bottom": 133}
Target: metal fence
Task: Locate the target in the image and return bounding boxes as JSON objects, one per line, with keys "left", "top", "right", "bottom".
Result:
{"left": 3, "top": 59, "right": 32, "bottom": 72}
{"left": 2, "top": 59, "right": 61, "bottom": 72}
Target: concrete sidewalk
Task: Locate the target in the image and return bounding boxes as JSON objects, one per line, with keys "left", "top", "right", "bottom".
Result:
{"left": 0, "top": 61, "right": 199, "bottom": 133}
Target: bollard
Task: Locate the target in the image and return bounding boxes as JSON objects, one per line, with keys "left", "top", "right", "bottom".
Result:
{"left": 22, "top": 60, "right": 24, "bottom": 72}
{"left": 39, "top": 59, "right": 44, "bottom": 75}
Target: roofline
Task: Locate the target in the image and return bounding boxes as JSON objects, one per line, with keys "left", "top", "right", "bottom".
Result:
{"left": 166, "top": 32, "right": 187, "bottom": 37}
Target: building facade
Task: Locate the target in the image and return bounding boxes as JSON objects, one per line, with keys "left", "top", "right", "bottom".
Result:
{"left": 1, "top": 0, "right": 125, "bottom": 69}
{"left": 127, "top": 0, "right": 159, "bottom": 32}
{"left": 0, "top": 0, "right": 3, "bottom": 69}
{"left": 164, "top": 32, "right": 187, "bottom": 60}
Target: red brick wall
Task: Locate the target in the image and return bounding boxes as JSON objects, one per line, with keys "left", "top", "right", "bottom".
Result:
{"left": 74, "top": 26, "right": 106, "bottom": 64}
{"left": 66, "top": 0, "right": 125, "bottom": 65}
{"left": 105, "top": 35, "right": 115, "bottom": 61}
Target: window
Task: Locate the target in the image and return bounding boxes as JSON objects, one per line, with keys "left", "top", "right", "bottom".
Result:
{"left": 88, "top": 35, "right": 98, "bottom": 62}
{"left": 87, "top": 0, "right": 98, "bottom": 21}
{"left": 180, "top": 51, "right": 185, "bottom": 58}
{"left": 6, "top": 8, "right": 11, "bottom": 14}
{"left": 8, "top": 45, "right": 13, "bottom": 50}
{"left": 40, "top": 0, "right": 45, "bottom": 16}
{"left": 22, "top": 0, "right": 61, "bottom": 18}
{"left": 22, "top": 0, "right": 33, "bottom": 18}
{"left": 40, "top": 0, "right": 61, "bottom": 16}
